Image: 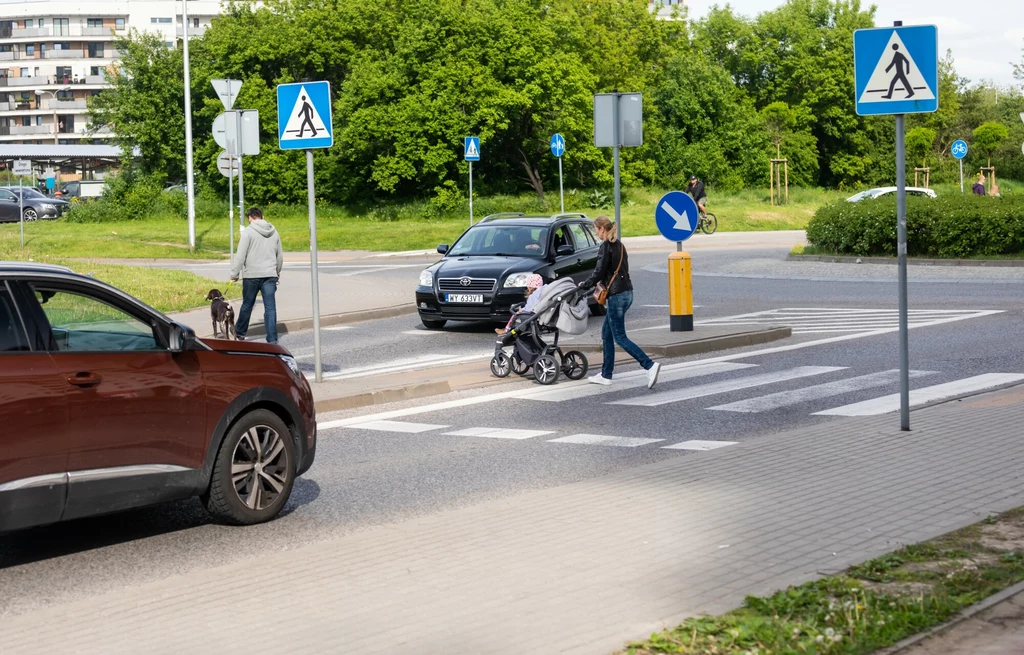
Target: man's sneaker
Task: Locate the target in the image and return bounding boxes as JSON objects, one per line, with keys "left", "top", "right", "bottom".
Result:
{"left": 236, "top": 335, "right": 245, "bottom": 341}
{"left": 647, "top": 362, "right": 662, "bottom": 389}
{"left": 588, "top": 374, "right": 612, "bottom": 386}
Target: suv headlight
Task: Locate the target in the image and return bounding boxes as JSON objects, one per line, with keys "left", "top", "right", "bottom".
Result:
{"left": 504, "top": 273, "right": 531, "bottom": 288}
{"left": 278, "top": 354, "right": 302, "bottom": 378}
{"left": 418, "top": 270, "right": 434, "bottom": 287}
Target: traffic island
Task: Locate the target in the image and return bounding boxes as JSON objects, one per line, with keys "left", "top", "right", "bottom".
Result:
{"left": 572, "top": 324, "right": 791, "bottom": 359}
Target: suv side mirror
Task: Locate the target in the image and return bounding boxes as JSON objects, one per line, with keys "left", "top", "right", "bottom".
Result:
{"left": 168, "top": 323, "right": 196, "bottom": 353}
{"left": 437, "top": 244, "right": 449, "bottom": 254}
{"left": 556, "top": 244, "right": 575, "bottom": 257}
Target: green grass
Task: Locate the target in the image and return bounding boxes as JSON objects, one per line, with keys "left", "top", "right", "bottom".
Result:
{"left": 0, "top": 186, "right": 843, "bottom": 260}
{"left": 624, "top": 507, "right": 1024, "bottom": 655}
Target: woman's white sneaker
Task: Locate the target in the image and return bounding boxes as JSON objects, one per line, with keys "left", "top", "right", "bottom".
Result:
{"left": 647, "top": 362, "right": 662, "bottom": 389}
{"left": 588, "top": 374, "right": 612, "bottom": 386}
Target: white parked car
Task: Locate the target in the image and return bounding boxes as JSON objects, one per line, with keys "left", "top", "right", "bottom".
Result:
{"left": 846, "top": 187, "right": 937, "bottom": 202}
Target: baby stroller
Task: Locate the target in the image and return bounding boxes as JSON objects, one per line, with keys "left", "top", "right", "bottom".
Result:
{"left": 490, "top": 277, "right": 591, "bottom": 385}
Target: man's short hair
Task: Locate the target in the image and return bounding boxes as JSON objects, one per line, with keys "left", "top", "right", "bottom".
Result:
{"left": 247, "top": 207, "right": 263, "bottom": 220}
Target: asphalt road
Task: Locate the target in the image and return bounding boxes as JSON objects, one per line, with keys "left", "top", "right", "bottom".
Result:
{"left": 2, "top": 243, "right": 1022, "bottom": 618}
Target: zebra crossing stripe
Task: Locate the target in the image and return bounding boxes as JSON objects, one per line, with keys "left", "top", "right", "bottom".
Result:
{"left": 515, "top": 362, "right": 757, "bottom": 403}
{"left": 814, "top": 373, "right": 1024, "bottom": 416}
{"left": 442, "top": 427, "right": 555, "bottom": 440}
{"left": 547, "top": 434, "right": 664, "bottom": 448}
{"left": 345, "top": 420, "right": 448, "bottom": 433}
{"left": 706, "top": 369, "right": 936, "bottom": 413}
{"left": 609, "top": 366, "right": 847, "bottom": 407}
{"left": 662, "top": 440, "right": 737, "bottom": 451}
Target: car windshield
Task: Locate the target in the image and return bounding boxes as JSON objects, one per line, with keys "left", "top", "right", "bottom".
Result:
{"left": 847, "top": 189, "right": 889, "bottom": 202}
{"left": 14, "top": 188, "right": 48, "bottom": 199}
{"left": 448, "top": 224, "right": 549, "bottom": 257}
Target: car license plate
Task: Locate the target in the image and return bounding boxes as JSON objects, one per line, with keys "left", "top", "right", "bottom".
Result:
{"left": 446, "top": 294, "right": 484, "bottom": 303}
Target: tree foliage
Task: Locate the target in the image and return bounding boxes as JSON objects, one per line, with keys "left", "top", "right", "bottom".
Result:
{"left": 972, "top": 121, "right": 1010, "bottom": 166}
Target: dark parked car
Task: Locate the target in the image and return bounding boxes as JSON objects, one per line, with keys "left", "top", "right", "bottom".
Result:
{"left": 0, "top": 187, "right": 69, "bottom": 221}
{"left": 0, "top": 262, "right": 317, "bottom": 533}
{"left": 415, "top": 213, "right": 602, "bottom": 329}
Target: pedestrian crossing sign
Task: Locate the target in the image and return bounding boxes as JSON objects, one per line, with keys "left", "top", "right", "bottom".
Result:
{"left": 464, "top": 137, "right": 480, "bottom": 162}
{"left": 854, "top": 25, "right": 938, "bottom": 116}
{"left": 277, "top": 81, "right": 333, "bottom": 150}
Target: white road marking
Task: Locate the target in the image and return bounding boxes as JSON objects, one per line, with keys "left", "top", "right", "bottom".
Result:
{"left": 662, "top": 440, "right": 738, "bottom": 451}
{"left": 323, "top": 326, "right": 354, "bottom": 331}
{"left": 369, "top": 250, "right": 435, "bottom": 258}
{"left": 706, "top": 369, "right": 937, "bottom": 413}
{"left": 443, "top": 427, "right": 554, "bottom": 440}
{"left": 516, "top": 362, "right": 757, "bottom": 403}
{"left": 697, "top": 308, "right": 1003, "bottom": 335}
{"left": 547, "top": 434, "right": 664, "bottom": 448}
{"left": 401, "top": 330, "right": 448, "bottom": 336}
{"left": 323, "top": 352, "right": 490, "bottom": 381}
{"left": 610, "top": 366, "right": 847, "bottom": 407}
{"left": 813, "top": 373, "right": 1024, "bottom": 416}
{"left": 345, "top": 420, "right": 448, "bottom": 433}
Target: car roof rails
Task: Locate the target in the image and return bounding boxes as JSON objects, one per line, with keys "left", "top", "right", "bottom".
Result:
{"left": 550, "top": 212, "right": 589, "bottom": 220}
{"left": 480, "top": 212, "right": 527, "bottom": 222}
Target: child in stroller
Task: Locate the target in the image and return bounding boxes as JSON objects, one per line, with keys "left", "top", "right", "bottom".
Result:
{"left": 495, "top": 274, "right": 544, "bottom": 335}
{"left": 490, "top": 277, "right": 591, "bottom": 385}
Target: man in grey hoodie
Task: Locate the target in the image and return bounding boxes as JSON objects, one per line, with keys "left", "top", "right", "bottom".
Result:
{"left": 230, "top": 207, "right": 284, "bottom": 343}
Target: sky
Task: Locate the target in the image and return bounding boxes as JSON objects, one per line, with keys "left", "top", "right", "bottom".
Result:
{"left": 685, "top": 0, "right": 1024, "bottom": 88}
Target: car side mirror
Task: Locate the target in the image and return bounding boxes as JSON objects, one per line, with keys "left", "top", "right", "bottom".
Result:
{"left": 168, "top": 323, "right": 196, "bottom": 353}
{"left": 437, "top": 244, "right": 449, "bottom": 254}
{"left": 556, "top": 244, "right": 574, "bottom": 257}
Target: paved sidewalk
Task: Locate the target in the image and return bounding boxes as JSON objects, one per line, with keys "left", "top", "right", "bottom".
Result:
{"left": 897, "top": 585, "right": 1024, "bottom": 655}
{"left": 3, "top": 383, "right": 1023, "bottom": 654}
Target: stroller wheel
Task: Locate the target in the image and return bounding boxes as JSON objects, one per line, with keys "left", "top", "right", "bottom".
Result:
{"left": 511, "top": 352, "right": 530, "bottom": 376}
{"left": 534, "top": 354, "right": 560, "bottom": 385}
{"left": 490, "top": 352, "right": 512, "bottom": 378}
{"left": 561, "top": 350, "right": 589, "bottom": 380}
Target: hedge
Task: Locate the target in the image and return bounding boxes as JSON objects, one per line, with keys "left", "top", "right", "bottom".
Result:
{"left": 805, "top": 194, "right": 1024, "bottom": 258}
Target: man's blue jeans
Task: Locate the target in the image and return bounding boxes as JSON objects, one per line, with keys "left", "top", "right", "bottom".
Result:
{"left": 601, "top": 290, "right": 653, "bottom": 379}
{"left": 235, "top": 277, "right": 278, "bottom": 343}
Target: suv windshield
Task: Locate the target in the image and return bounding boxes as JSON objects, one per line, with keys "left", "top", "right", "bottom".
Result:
{"left": 449, "top": 224, "right": 549, "bottom": 257}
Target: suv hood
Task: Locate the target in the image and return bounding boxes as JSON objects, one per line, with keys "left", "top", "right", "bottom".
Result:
{"left": 200, "top": 338, "right": 289, "bottom": 356}
{"left": 432, "top": 256, "right": 542, "bottom": 281}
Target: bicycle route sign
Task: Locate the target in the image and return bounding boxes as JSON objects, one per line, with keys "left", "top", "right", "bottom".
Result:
{"left": 550, "top": 133, "right": 565, "bottom": 158}
{"left": 277, "top": 81, "right": 333, "bottom": 150}
{"left": 854, "top": 25, "right": 938, "bottom": 116}
{"left": 654, "top": 191, "right": 699, "bottom": 243}
{"left": 951, "top": 140, "right": 968, "bottom": 159}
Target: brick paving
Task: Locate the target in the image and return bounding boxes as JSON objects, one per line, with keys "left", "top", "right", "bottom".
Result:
{"left": 3, "top": 387, "right": 1024, "bottom": 655}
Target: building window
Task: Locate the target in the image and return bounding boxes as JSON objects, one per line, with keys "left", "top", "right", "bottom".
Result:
{"left": 36, "top": 116, "right": 42, "bottom": 126}
{"left": 88, "top": 43, "right": 104, "bottom": 58}
{"left": 152, "top": 17, "right": 173, "bottom": 24}
{"left": 54, "top": 18, "right": 69, "bottom": 36}
{"left": 115, "top": 18, "right": 125, "bottom": 30}
{"left": 165, "top": 42, "right": 174, "bottom": 48}
{"left": 21, "top": 117, "right": 31, "bottom": 127}
{"left": 57, "top": 89, "right": 73, "bottom": 99}
{"left": 194, "top": 18, "right": 200, "bottom": 28}
{"left": 90, "top": 66, "right": 102, "bottom": 76}
{"left": 54, "top": 42, "right": 71, "bottom": 51}
{"left": 87, "top": 19, "right": 103, "bottom": 28}
{"left": 19, "top": 67, "right": 28, "bottom": 77}
{"left": 38, "top": 19, "right": 44, "bottom": 28}
{"left": 25, "top": 45, "right": 34, "bottom": 56}
{"left": 25, "top": 20, "right": 34, "bottom": 28}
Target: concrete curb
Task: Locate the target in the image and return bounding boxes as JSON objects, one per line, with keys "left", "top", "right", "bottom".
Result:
{"left": 789, "top": 254, "right": 1024, "bottom": 267}
{"left": 235, "top": 303, "right": 417, "bottom": 339}
{"left": 314, "top": 381, "right": 450, "bottom": 414}
{"left": 574, "top": 327, "right": 792, "bottom": 358}
{"left": 876, "top": 578, "right": 1024, "bottom": 654}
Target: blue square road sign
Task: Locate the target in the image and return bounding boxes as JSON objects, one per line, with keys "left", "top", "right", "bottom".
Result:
{"left": 854, "top": 25, "right": 938, "bottom": 116}
{"left": 464, "top": 137, "right": 480, "bottom": 162}
{"left": 277, "top": 81, "right": 333, "bottom": 150}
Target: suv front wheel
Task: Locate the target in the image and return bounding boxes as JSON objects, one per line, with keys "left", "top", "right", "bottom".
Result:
{"left": 204, "top": 409, "right": 296, "bottom": 525}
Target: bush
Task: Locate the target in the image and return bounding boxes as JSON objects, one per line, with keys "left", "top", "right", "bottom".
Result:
{"left": 806, "top": 193, "right": 1024, "bottom": 258}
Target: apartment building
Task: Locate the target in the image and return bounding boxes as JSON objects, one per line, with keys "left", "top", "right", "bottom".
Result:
{"left": 0, "top": 0, "right": 224, "bottom": 145}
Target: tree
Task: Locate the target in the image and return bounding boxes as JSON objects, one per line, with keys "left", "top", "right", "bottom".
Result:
{"left": 905, "top": 127, "right": 936, "bottom": 168}
{"left": 972, "top": 121, "right": 1009, "bottom": 166}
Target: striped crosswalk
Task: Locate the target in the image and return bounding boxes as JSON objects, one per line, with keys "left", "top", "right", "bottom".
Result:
{"left": 697, "top": 307, "right": 1003, "bottom": 335}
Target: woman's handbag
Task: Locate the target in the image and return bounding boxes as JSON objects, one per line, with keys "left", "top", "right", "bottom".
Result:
{"left": 593, "top": 243, "right": 624, "bottom": 306}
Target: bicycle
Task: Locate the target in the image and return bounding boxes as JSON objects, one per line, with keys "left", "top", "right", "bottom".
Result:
{"left": 697, "top": 204, "right": 717, "bottom": 235}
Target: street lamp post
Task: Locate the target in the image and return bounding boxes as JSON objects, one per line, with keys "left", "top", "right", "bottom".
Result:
{"left": 34, "top": 86, "right": 70, "bottom": 145}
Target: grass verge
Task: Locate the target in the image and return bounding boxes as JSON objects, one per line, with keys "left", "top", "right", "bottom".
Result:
{"left": 624, "top": 507, "right": 1024, "bottom": 654}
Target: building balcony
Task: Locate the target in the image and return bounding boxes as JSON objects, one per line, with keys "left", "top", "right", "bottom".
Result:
{"left": 2, "top": 76, "right": 51, "bottom": 87}
{"left": 10, "top": 124, "right": 53, "bottom": 135}
{"left": 45, "top": 50, "right": 85, "bottom": 59}
{"left": 42, "top": 99, "right": 88, "bottom": 110}
{"left": 6, "top": 26, "right": 119, "bottom": 40}
{"left": 175, "top": 25, "right": 209, "bottom": 37}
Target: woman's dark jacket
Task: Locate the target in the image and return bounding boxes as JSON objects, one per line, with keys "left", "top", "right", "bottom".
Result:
{"left": 581, "top": 240, "right": 633, "bottom": 296}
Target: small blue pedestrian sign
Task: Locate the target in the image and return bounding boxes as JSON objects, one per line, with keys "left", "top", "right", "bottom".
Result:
{"left": 951, "top": 140, "right": 968, "bottom": 159}
{"left": 654, "top": 191, "right": 699, "bottom": 243}
{"left": 464, "top": 137, "right": 480, "bottom": 161}
{"left": 854, "top": 25, "right": 938, "bottom": 116}
{"left": 550, "top": 133, "right": 565, "bottom": 158}
{"left": 277, "top": 81, "right": 333, "bottom": 150}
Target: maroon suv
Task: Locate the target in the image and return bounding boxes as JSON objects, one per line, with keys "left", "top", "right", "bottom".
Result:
{"left": 0, "top": 262, "right": 316, "bottom": 532}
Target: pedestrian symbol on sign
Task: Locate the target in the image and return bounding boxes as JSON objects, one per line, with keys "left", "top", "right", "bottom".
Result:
{"left": 282, "top": 86, "right": 329, "bottom": 140}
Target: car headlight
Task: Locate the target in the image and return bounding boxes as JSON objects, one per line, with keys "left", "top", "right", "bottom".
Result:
{"left": 278, "top": 354, "right": 302, "bottom": 378}
{"left": 40, "top": 203, "right": 56, "bottom": 211}
{"left": 419, "top": 270, "right": 434, "bottom": 287}
{"left": 504, "top": 273, "right": 531, "bottom": 288}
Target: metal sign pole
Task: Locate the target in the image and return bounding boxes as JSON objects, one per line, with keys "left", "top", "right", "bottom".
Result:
{"left": 959, "top": 159, "right": 963, "bottom": 194}
{"left": 182, "top": 0, "right": 196, "bottom": 251}
{"left": 228, "top": 155, "right": 234, "bottom": 257}
{"left": 612, "top": 91, "right": 622, "bottom": 242}
{"left": 896, "top": 113, "right": 910, "bottom": 431}
{"left": 306, "top": 149, "right": 323, "bottom": 383}
{"left": 468, "top": 161, "right": 474, "bottom": 226}
{"left": 558, "top": 156, "right": 564, "bottom": 214}
{"left": 19, "top": 176, "right": 24, "bottom": 249}
{"left": 236, "top": 111, "right": 245, "bottom": 231}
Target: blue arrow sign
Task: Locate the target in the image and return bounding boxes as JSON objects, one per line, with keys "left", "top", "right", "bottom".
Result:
{"left": 277, "top": 81, "right": 333, "bottom": 150}
{"left": 854, "top": 25, "right": 938, "bottom": 116}
{"left": 951, "top": 140, "right": 968, "bottom": 159}
{"left": 550, "top": 133, "right": 565, "bottom": 158}
{"left": 464, "top": 137, "right": 480, "bottom": 161}
{"left": 654, "top": 191, "right": 699, "bottom": 243}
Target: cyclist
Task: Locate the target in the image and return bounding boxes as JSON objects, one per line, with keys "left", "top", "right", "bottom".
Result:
{"left": 686, "top": 175, "right": 708, "bottom": 217}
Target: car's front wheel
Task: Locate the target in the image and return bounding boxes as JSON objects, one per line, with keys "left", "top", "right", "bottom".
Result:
{"left": 23, "top": 207, "right": 37, "bottom": 221}
{"left": 421, "top": 318, "right": 447, "bottom": 330}
{"left": 204, "top": 409, "right": 296, "bottom": 525}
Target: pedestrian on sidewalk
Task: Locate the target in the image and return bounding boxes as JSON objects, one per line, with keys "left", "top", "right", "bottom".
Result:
{"left": 578, "top": 216, "right": 661, "bottom": 389}
{"left": 230, "top": 207, "right": 284, "bottom": 343}
{"left": 972, "top": 174, "right": 986, "bottom": 196}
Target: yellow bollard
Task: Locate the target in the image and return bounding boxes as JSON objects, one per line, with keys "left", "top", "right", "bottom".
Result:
{"left": 668, "top": 250, "right": 693, "bottom": 331}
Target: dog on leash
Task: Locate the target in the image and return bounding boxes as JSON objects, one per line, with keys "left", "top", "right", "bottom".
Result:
{"left": 205, "top": 289, "right": 236, "bottom": 339}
